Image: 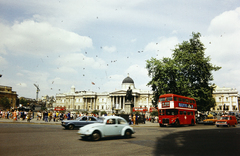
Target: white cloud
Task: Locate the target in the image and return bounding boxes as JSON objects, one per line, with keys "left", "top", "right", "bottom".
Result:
{"left": 144, "top": 36, "right": 179, "bottom": 58}
{"left": 0, "top": 20, "right": 92, "bottom": 56}
{"left": 16, "top": 83, "right": 27, "bottom": 87}
{"left": 0, "top": 56, "right": 8, "bottom": 66}
{"left": 202, "top": 7, "right": 240, "bottom": 90}
{"left": 54, "top": 53, "right": 107, "bottom": 71}
{"left": 102, "top": 46, "right": 116, "bottom": 53}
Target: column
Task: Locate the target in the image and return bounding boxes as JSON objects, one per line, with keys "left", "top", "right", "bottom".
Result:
{"left": 123, "top": 96, "right": 125, "bottom": 110}
{"left": 120, "top": 96, "right": 122, "bottom": 109}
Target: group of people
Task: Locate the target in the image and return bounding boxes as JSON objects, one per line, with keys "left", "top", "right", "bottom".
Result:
{"left": 0, "top": 110, "right": 33, "bottom": 122}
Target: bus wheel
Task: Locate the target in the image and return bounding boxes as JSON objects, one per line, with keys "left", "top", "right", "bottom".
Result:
{"left": 175, "top": 120, "right": 180, "bottom": 127}
{"left": 190, "top": 119, "right": 195, "bottom": 126}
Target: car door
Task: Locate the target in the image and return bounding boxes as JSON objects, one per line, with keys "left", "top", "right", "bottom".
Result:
{"left": 78, "top": 116, "right": 88, "bottom": 127}
{"left": 103, "top": 118, "right": 119, "bottom": 136}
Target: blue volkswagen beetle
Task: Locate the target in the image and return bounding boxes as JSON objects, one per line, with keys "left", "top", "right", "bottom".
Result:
{"left": 61, "top": 116, "right": 99, "bottom": 130}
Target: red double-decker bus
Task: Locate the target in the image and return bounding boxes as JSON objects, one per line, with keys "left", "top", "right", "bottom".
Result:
{"left": 158, "top": 94, "right": 197, "bottom": 127}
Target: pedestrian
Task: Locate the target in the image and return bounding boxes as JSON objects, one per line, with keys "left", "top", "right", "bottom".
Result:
{"left": 133, "top": 114, "right": 136, "bottom": 125}
{"left": 44, "top": 111, "right": 48, "bottom": 122}
{"left": 13, "top": 110, "right": 17, "bottom": 121}
{"left": 67, "top": 112, "right": 71, "bottom": 120}
{"left": 129, "top": 114, "right": 132, "bottom": 125}
{"left": 136, "top": 115, "right": 138, "bottom": 125}
{"left": 27, "top": 110, "right": 32, "bottom": 122}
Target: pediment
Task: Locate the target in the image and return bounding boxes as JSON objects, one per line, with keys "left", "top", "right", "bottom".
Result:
{"left": 110, "top": 89, "right": 127, "bottom": 95}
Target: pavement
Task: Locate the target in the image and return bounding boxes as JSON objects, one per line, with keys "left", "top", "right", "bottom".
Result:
{"left": 0, "top": 117, "right": 159, "bottom": 127}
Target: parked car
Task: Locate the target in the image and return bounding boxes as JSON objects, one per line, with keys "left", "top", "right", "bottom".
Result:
{"left": 61, "top": 116, "right": 99, "bottom": 130}
{"left": 77, "top": 116, "right": 135, "bottom": 141}
{"left": 215, "top": 115, "right": 237, "bottom": 127}
{"left": 203, "top": 114, "right": 218, "bottom": 125}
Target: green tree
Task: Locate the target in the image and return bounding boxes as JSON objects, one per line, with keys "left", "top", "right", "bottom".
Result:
{"left": 19, "top": 98, "right": 28, "bottom": 106}
{"left": 146, "top": 32, "right": 221, "bottom": 111}
{"left": 0, "top": 97, "right": 11, "bottom": 109}
{"left": 91, "top": 110, "right": 99, "bottom": 115}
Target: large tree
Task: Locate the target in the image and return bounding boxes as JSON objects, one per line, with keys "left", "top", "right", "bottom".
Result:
{"left": 0, "top": 97, "right": 11, "bottom": 109}
{"left": 146, "top": 32, "right": 221, "bottom": 111}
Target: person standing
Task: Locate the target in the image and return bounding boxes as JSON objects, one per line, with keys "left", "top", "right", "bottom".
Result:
{"left": 13, "top": 110, "right": 17, "bottom": 121}
{"left": 44, "top": 111, "right": 48, "bottom": 122}
{"left": 67, "top": 112, "right": 71, "bottom": 120}
{"left": 27, "top": 110, "right": 32, "bottom": 122}
{"left": 129, "top": 114, "right": 132, "bottom": 125}
{"left": 133, "top": 114, "right": 136, "bottom": 125}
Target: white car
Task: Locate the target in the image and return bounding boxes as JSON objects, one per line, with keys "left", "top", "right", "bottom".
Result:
{"left": 77, "top": 116, "right": 135, "bottom": 141}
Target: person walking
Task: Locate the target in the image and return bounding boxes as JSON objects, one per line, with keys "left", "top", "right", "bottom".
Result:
{"left": 27, "top": 110, "right": 32, "bottom": 122}
{"left": 129, "top": 114, "right": 132, "bottom": 125}
{"left": 13, "top": 110, "right": 17, "bottom": 121}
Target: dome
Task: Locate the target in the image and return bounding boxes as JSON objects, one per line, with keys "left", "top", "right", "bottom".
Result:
{"left": 122, "top": 76, "right": 134, "bottom": 84}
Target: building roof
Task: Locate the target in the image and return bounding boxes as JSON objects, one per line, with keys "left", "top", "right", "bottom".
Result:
{"left": 122, "top": 76, "right": 134, "bottom": 84}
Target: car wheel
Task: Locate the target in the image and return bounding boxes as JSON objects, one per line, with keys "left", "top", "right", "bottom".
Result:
{"left": 92, "top": 131, "right": 101, "bottom": 141}
{"left": 68, "top": 124, "right": 74, "bottom": 130}
{"left": 124, "top": 130, "right": 132, "bottom": 139}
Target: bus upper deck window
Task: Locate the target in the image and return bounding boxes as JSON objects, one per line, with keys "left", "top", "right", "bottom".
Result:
{"left": 182, "top": 99, "right": 186, "bottom": 102}
{"left": 186, "top": 99, "right": 189, "bottom": 103}
{"left": 190, "top": 100, "right": 193, "bottom": 103}
{"left": 160, "top": 98, "right": 165, "bottom": 102}
{"left": 166, "top": 97, "right": 173, "bottom": 101}
{"left": 174, "top": 97, "right": 177, "bottom": 101}
{"left": 179, "top": 98, "right": 182, "bottom": 102}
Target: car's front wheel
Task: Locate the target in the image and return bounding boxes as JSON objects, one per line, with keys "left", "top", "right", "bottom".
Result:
{"left": 124, "top": 130, "right": 132, "bottom": 139}
{"left": 68, "top": 124, "right": 75, "bottom": 130}
{"left": 92, "top": 131, "right": 101, "bottom": 141}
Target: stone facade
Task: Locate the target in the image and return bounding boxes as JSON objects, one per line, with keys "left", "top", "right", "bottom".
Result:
{"left": 54, "top": 76, "right": 153, "bottom": 114}
{"left": 0, "top": 85, "right": 18, "bottom": 109}
{"left": 212, "top": 86, "right": 239, "bottom": 112}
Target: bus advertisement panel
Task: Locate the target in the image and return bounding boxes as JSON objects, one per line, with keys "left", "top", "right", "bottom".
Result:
{"left": 158, "top": 94, "right": 197, "bottom": 127}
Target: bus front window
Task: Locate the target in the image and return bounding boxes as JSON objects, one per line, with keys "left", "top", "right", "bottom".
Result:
{"left": 166, "top": 97, "right": 173, "bottom": 101}
{"left": 166, "top": 109, "right": 178, "bottom": 115}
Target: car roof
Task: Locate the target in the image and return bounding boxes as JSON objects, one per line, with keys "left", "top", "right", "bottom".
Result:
{"left": 101, "top": 116, "right": 123, "bottom": 119}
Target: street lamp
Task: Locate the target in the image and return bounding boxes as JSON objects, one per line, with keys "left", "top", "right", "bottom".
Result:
{"left": 221, "top": 95, "right": 224, "bottom": 115}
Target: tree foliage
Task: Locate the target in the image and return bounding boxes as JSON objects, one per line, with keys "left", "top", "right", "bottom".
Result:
{"left": 146, "top": 32, "right": 221, "bottom": 111}
{"left": 0, "top": 97, "right": 11, "bottom": 109}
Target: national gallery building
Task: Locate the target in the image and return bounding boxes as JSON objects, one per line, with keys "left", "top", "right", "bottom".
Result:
{"left": 54, "top": 76, "right": 154, "bottom": 114}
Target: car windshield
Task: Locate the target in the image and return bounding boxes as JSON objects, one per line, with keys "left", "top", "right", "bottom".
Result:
{"left": 220, "top": 117, "right": 229, "bottom": 120}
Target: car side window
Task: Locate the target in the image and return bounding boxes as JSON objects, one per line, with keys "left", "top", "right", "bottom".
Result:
{"left": 82, "top": 117, "right": 87, "bottom": 121}
{"left": 118, "top": 119, "right": 127, "bottom": 124}
{"left": 89, "top": 117, "right": 96, "bottom": 121}
{"left": 106, "top": 119, "right": 116, "bottom": 124}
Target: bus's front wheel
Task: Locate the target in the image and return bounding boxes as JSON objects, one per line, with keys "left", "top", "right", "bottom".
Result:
{"left": 175, "top": 120, "right": 180, "bottom": 127}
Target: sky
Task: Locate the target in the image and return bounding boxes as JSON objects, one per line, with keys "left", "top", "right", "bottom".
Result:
{"left": 0, "top": 0, "right": 240, "bottom": 99}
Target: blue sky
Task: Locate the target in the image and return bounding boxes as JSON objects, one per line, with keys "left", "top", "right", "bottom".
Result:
{"left": 0, "top": 0, "right": 240, "bottom": 99}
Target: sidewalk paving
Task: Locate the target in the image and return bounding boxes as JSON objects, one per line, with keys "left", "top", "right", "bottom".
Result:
{"left": 0, "top": 117, "right": 159, "bottom": 127}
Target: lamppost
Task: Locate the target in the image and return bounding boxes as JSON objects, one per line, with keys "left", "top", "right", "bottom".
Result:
{"left": 221, "top": 95, "right": 224, "bottom": 115}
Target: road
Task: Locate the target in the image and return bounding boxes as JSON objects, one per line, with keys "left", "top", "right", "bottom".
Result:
{"left": 0, "top": 123, "right": 240, "bottom": 156}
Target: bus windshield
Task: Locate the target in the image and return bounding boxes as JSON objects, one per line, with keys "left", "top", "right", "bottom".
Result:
{"left": 159, "top": 109, "right": 178, "bottom": 115}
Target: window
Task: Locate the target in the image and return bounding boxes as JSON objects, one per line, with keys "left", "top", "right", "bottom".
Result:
{"left": 174, "top": 97, "right": 177, "bottom": 101}
{"left": 184, "top": 111, "right": 186, "bottom": 115}
{"left": 160, "top": 98, "right": 165, "bottom": 102}
{"left": 159, "top": 110, "right": 165, "bottom": 115}
{"left": 118, "top": 119, "right": 127, "bottom": 124}
{"left": 190, "top": 100, "right": 193, "bottom": 103}
{"left": 180, "top": 111, "right": 183, "bottom": 115}
{"left": 166, "top": 97, "right": 173, "bottom": 101}
{"left": 166, "top": 109, "right": 178, "bottom": 115}
{"left": 186, "top": 99, "right": 189, "bottom": 103}
{"left": 89, "top": 117, "right": 97, "bottom": 121}
{"left": 187, "top": 112, "right": 190, "bottom": 115}
{"left": 182, "top": 99, "right": 186, "bottom": 102}
{"left": 82, "top": 117, "right": 87, "bottom": 121}
{"left": 179, "top": 98, "right": 182, "bottom": 102}
{"left": 106, "top": 119, "right": 116, "bottom": 124}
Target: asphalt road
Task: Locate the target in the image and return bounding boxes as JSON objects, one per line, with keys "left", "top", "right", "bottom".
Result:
{"left": 0, "top": 123, "right": 240, "bottom": 156}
